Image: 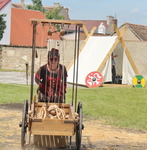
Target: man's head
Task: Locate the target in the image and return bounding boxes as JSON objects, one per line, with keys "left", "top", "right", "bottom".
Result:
{"left": 48, "top": 48, "right": 60, "bottom": 64}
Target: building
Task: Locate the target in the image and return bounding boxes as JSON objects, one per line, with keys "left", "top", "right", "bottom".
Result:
{"left": 12, "top": 1, "right": 70, "bottom": 20}
{"left": 0, "top": 0, "right": 11, "bottom": 45}
{"left": 114, "top": 23, "right": 147, "bottom": 80}
{"left": 63, "top": 16, "right": 118, "bottom": 40}
{"left": 81, "top": 16, "right": 117, "bottom": 35}
{"left": 0, "top": 2, "right": 60, "bottom": 71}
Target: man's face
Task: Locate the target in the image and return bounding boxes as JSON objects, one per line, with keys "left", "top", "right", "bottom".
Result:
{"left": 48, "top": 56, "right": 59, "bottom": 64}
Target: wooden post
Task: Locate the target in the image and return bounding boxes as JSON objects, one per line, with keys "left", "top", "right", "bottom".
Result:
{"left": 115, "top": 27, "right": 139, "bottom": 74}
{"left": 30, "top": 21, "right": 37, "bottom": 106}
{"left": 82, "top": 25, "right": 89, "bottom": 37}
{"left": 97, "top": 37, "right": 120, "bottom": 72}
{"left": 97, "top": 26, "right": 138, "bottom": 74}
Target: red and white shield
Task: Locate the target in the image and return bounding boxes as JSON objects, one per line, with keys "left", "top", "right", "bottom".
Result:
{"left": 85, "top": 71, "right": 103, "bottom": 88}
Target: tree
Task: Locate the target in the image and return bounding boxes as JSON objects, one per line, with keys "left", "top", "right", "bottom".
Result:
{"left": 27, "top": 0, "right": 65, "bottom": 20}
{"left": 27, "top": 0, "right": 45, "bottom": 12}
{"left": 46, "top": 7, "right": 65, "bottom": 20}
{"left": 0, "top": 14, "right": 6, "bottom": 41}
{"left": 46, "top": 7, "right": 65, "bottom": 31}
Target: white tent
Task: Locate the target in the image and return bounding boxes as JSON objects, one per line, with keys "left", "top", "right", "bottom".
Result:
{"left": 67, "top": 33, "right": 139, "bottom": 86}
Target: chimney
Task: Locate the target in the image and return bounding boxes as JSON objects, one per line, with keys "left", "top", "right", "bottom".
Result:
{"left": 54, "top": 3, "right": 60, "bottom": 7}
{"left": 21, "top": 0, "right": 24, "bottom": 7}
{"left": 112, "top": 19, "right": 117, "bottom": 31}
{"left": 106, "top": 16, "right": 118, "bottom": 34}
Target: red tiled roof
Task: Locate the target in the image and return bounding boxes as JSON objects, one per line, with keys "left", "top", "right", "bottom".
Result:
{"left": 11, "top": 8, "right": 60, "bottom": 47}
{"left": 64, "top": 20, "right": 108, "bottom": 33}
{"left": 0, "top": 0, "right": 10, "bottom": 10}
{"left": 81, "top": 20, "right": 108, "bottom": 32}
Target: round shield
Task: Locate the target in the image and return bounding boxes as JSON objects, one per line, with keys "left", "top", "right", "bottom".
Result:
{"left": 132, "top": 75, "right": 146, "bottom": 88}
{"left": 85, "top": 71, "right": 103, "bottom": 88}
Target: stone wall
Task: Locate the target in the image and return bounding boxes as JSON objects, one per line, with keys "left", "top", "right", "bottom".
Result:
{"left": 0, "top": 39, "right": 84, "bottom": 72}
{"left": 1, "top": 46, "right": 33, "bottom": 71}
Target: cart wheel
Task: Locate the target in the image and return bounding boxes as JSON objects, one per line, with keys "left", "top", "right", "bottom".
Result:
{"left": 21, "top": 99, "right": 28, "bottom": 147}
{"left": 76, "top": 102, "right": 83, "bottom": 150}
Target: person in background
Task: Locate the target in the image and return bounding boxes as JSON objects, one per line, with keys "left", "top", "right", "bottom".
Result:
{"left": 35, "top": 48, "right": 67, "bottom": 103}
{"left": 112, "top": 53, "right": 118, "bottom": 84}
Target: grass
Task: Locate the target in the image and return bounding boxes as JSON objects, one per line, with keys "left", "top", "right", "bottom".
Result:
{"left": 67, "top": 86, "right": 147, "bottom": 131}
{"left": 0, "top": 68, "right": 25, "bottom": 72}
{"left": 0, "top": 83, "right": 32, "bottom": 103}
{"left": 0, "top": 83, "right": 147, "bottom": 131}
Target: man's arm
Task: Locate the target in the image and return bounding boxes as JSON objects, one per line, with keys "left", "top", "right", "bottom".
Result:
{"left": 35, "top": 68, "right": 42, "bottom": 85}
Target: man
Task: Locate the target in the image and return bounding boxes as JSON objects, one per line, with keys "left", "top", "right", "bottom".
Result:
{"left": 112, "top": 53, "right": 118, "bottom": 84}
{"left": 35, "top": 48, "right": 67, "bottom": 103}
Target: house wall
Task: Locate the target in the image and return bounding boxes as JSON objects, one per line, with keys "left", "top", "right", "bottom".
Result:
{"left": 114, "top": 26, "right": 140, "bottom": 41}
{"left": 59, "top": 8, "right": 69, "bottom": 20}
{"left": 113, "top": 26, "right": 147, "bottom": 81}
{"left": 126, "top": 41, "right": 147, "bottom": 80}
{"left": 0, "top": 1, "right": 11, "bottom": 45}
{"left": 122, "top": 27, "right": 147, "bottom": 80}
{"left": 123, "top": 28, "right": 140, "bottom": 41}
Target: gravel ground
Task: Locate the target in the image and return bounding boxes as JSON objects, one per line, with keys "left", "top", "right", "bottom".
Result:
{"left": 0, "top": 103, "right": 147, "bottom": 150}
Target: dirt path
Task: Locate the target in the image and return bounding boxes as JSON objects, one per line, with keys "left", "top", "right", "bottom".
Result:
{"left": 0, "top": 103, "right": 147, "bottom": 150}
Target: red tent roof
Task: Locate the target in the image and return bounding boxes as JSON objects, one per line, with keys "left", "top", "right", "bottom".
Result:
{"left": 11, "top": 8, "right": 60, "bottom": 47}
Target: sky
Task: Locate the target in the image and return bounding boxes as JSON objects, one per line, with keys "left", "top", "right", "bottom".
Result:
{"left": 12, "top": 0, "right": 147, "bottom": 27}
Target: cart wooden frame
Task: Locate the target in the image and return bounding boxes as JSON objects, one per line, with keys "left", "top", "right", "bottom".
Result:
{"left": 20, "top": 19, "right": 84, "bottom": 150}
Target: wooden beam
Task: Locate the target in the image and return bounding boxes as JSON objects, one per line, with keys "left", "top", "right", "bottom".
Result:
{"left": 31, "top": 19, "right": 83, "bottom": 27}
{"left": 82, "top": 25, "right": 89, "bottom": 37}
{"left": 115, "top": 27, "right": 139, "bottom": 74}
{"left": 97, "top": 37, "right": 120, "bottom": 72}
{"left": 97, "top": 26, "right": 128, "bottom": 72}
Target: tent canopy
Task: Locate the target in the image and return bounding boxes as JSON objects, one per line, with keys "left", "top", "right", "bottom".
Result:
{"left": 67, "top": 35, "right": 137, "bottom": 86}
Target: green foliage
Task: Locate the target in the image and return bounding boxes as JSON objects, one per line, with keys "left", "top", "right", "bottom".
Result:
{"left": 27, "top": 0, "right": 45, "bottom": 12}
{"left": 46, "top": 7, "right": 65, "bottom": 20}
{"left": 0, "top": 14, "right": 6, "bottom": 41}
{"left": 45, "top": 7, "right": 65, "bottom": 31}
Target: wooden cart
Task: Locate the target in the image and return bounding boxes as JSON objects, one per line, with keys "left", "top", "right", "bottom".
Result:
{"left": 21, "top": 100, "right": 83, "bottom": 149}
{"left": 20, "top": 19, "right": 84, "bottom": 149}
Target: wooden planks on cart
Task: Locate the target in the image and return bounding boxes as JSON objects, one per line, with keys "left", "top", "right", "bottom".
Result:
{"left": 30, "top": 102, "right": 77, "bottom": 136}
{"left": 31, "top": 118, "right": 75, "bottom": 136}
{"left": 34, "top": 135, "right": 68, "bottom": 148}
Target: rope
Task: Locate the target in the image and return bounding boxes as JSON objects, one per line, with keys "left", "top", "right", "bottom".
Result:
{"left": 35, "top": 104, "right": 66, "bottom": 119}
{"left": 36, "top": 103, "right": 47, "bottom": 119}
{"left": 47, "top": 104, "right": 65, "bottom": 119}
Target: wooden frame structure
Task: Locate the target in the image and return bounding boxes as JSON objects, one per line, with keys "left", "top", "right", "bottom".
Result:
{"left": 30, "top": 19, "right": 83, "bottom": 104}
{"left": 97, "top": 27, "right": 139, "bottom": 74}
{"left": 20, "top": 19, "right": 84, "bottom": 149}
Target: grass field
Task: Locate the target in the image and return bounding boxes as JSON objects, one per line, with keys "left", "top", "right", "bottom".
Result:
{"left": 0, "top": 83, "right": 147, "bottom": 131}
